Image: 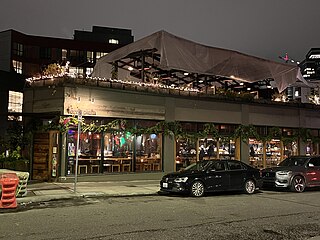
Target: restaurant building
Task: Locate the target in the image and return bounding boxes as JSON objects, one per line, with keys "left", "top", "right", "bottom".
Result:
{"left": 23, "top": 76, "right": 320, "bottom": 181}
{"left": 23, "top": 31, "right": 320, "bottom": 181}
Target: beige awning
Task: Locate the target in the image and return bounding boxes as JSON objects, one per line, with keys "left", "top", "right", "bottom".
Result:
{"left": 93, "top": 30, "right": 305, "bottom": 92}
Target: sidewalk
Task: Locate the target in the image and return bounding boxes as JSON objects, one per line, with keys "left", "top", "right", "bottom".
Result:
{"left": 16, "top": 179, "right": 161, "bottom": 205}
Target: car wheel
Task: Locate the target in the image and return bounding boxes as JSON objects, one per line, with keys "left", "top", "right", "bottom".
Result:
{"left": 244, "top": 179, "right": 256, "bottom": 194}
{"left": 291, "top": 176, "right": 306, "bottom": 193}
{"left": 190, "top": 181, "right": 205, "bottom": 197}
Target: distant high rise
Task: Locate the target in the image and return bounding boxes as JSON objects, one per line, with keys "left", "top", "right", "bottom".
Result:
{"left": 299, "top": 48, "right": 320, "bottom": 80}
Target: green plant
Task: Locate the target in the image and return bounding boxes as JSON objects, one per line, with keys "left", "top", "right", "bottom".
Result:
{"left": 0, "top": 146, "right": 22, "bottom": 162}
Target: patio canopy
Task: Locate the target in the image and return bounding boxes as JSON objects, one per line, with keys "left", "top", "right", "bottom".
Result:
{"left": 93, "top": 30, "right": 306, "bottom": 92}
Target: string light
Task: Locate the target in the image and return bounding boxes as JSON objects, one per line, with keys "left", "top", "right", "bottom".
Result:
{"left": 26, "top": 74, "right": 200, "bottom": 92}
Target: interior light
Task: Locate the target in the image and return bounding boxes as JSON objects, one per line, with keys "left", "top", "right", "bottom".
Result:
{"left": 128, "top": 66, "right": 133, "bottom": 71}
{"left": 247, "top": 87, "right": 251, "bottom": 91}
{"left": 239, "top": 82, "right": 244, "bottom": 86}
{"left": 184, "top": 72, "right": 189, "bottom": 76}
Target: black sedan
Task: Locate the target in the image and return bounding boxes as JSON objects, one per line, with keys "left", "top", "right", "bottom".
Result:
{"left": 261, "top": 155, "right": 320, "bottom": 192}
{"left": 160, "top": 159, "right": 262, "bottom": 197}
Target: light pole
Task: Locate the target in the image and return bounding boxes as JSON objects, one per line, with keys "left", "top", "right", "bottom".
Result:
{"left": 74, "top": 109, "right": 82, "bottom": 193}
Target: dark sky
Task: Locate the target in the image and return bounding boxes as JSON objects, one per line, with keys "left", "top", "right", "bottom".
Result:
{"left": 1, "top": 0, "right": 320, "bottom": 62}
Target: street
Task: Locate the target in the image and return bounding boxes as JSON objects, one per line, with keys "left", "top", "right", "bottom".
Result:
{"left": 1, "top": 189, "right": 320, "bottom": 240}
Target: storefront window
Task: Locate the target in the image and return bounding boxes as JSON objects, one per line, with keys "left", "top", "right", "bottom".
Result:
{"left": 249, "top": 138, "right": 264, "bottom": 168}
{"left": 218, "top": 139, "right": 236, "bottom": 159}
{"left": 135, "top": 133, "right": 162, "bottom": 172}
{"left": 306, "top": 140, "right": 316, "bottom": 156}
{"left": 199, "top": 138, "right": 218, "bottom": 160}
{"left": 176, "top": 138, "right": 197, "bottom": 170}
{"left": 283, "top": 141, "right": 298, "bottom": 158}
{"left": 103, "top": 131, "right": 133, "bottom": 173}
{"left": 67, "top": 130, "right": 101, "bottom": 175}
{"left": 266, "top": 139, "right": 281, "bottom": 167}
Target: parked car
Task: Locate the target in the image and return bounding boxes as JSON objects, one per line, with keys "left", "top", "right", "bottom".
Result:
{"left": 261, "top": 156, "right": 320, "bottom": 192}
{"left": 159, "top": 159, "right": 262, "bottom": 197}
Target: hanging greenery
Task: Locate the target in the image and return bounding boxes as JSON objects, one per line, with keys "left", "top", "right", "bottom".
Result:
{"left": 39, "top": 116, "right": 318, "bottom": 144}
{"left": 233, "top": 124, "right": 259, "bottom": 142}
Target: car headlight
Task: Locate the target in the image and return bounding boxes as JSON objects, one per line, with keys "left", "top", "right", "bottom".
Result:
{"left": 174, "top": 177, "right": 188, "bottom": 183}
{"left": 277, "top": 170, "right": 292, "bottom": 176}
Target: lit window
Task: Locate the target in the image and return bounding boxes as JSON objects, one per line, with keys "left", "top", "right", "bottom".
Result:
{"left": 69, "top": 67, "right": 84, "bottom": 78}
{"left": 86, "top": 67, "right": 93, "bottom": 76}
{"left": 62, "top": 49, "right": 67, "bottom": 60}
{"left": 12, "top": 60, "right": 22, "bottom": 74}
{"left": 8, "top": 91, "right": 23, "bottom": 121}
{"left": 87, "top": 51, "right": 94, "bottom": 63}
{"left": 108, "top": 39, "right": 119, "bottom": 44}
{"left": 96, "top": 52, "right": 108, "bottom": 60}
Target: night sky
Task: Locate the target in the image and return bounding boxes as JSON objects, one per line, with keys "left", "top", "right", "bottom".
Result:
{"left": 1, "top": 0, "right": 320, "bottom": 62}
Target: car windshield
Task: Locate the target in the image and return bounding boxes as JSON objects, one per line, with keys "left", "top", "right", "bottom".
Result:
{"left": 184, "top": 161, "right": 211, "bottom": 171}
{"left": 278, "top": 157, "right": 308, "bottom": 167}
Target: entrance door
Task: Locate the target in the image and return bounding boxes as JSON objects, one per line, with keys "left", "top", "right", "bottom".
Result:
{"left": 32, "top": 132, "right": 50, "bottom": 181}
{"left": 32, "top": 131, "right": 59, "bottom": 181}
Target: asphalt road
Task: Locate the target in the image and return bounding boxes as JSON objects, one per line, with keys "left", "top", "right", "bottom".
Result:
{"left": 1, "top": 189, "right": 320, "bottom": 240}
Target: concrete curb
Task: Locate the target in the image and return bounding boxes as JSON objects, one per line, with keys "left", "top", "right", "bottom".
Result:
{"left": 16, "top": 191, "right": 160, "bottom": 205}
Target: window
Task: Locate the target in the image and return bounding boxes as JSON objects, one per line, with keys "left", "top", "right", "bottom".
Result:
{"left": 210, "top": 161, "right": 226, "bottom": 171}
{"left": 309, "top": 158, "right": 320, "bottom": 167}
{"left": 12, "top": 60, "right": 22, "bottom": 74}
{"left": 96, "top": 52, "right": 108, "bottom": 60}
{"left": 86, "top": 68, "right": 93, "bottom": 76}
{"left": 228, "top": 161, "right": 243, "bottom": 170}
{"left": 12, "top": 42, "right": 23, "bottom": 56}
{"left": 109, "top": 39, "right": 119, "bottom": 44}
{"left": 87, "top": 51, "right": 94, "bottom": 63}
{"left": 40, "top": 47, "right": 51, "bottom": 59}
{"left": 176, "top": 138, "right": 197, "bottom": 170}
{"left": 62, "top": 49, "right": 67, "bottom": 60}
{"left": 69, "top": 67, "right": 84, "bottom": 77}
{"left": 135, "top": 133, "right": 162, "bottom": 172}
{"left": 67, "top": 131, "right": 102, "bottom": 175}
{"left": 8, "top": 91, "right": 23, "bottom": 121}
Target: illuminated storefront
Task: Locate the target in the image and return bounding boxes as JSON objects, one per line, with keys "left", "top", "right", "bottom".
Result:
{"left": 23, "top": 79, "right": 320, "bottom": 180}
{"left": 65, "top": 120, "right": 162, "bottom": 175}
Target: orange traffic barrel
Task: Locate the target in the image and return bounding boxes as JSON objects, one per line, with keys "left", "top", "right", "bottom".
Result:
{"left": 0, "top": 173, "right": 19, "bottom": 209}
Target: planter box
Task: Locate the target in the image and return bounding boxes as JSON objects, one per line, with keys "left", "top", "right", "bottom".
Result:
{"left": 0, "top": 160, "right": 29, "bottom": 172}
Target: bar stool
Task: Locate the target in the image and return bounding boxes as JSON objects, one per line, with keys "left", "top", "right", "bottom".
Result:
{"left": 78, "top": 165, "right": 88, "bottom": 174}
{"left": 135, "top": 163, "right": 143, "bottom": 172}
{"left": 103, "top": 163, "right": 112, "bottom": 172}
{"left": 152, "top": 162, "right": 161, "bottom": 171}
{"left": 112, "top": 164, "right": 121, "bottom": 172}
{"left": 121, "top": 164, "right": 131, "bottom": 172}
{"left": 143, "top": 163, "right": 152, "bottom": 171}
{"left": 90, "top": 165, "right": 100, "bottom": 173}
